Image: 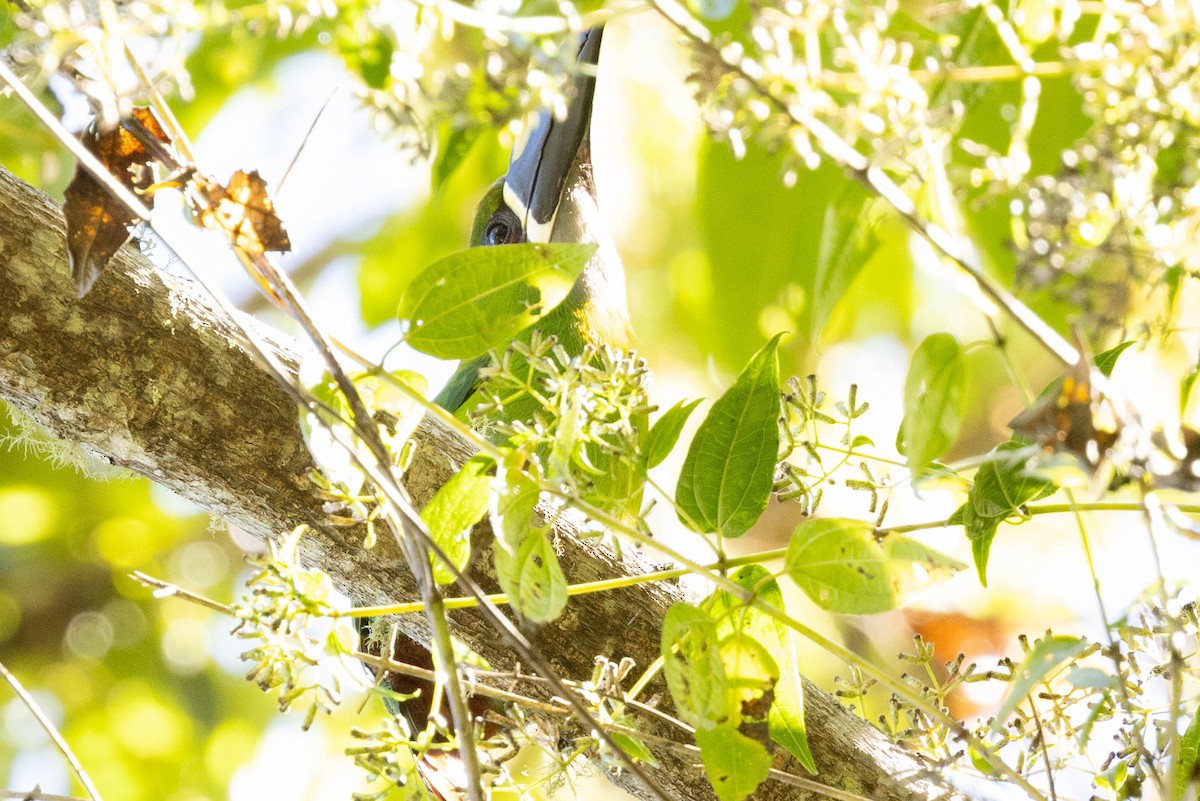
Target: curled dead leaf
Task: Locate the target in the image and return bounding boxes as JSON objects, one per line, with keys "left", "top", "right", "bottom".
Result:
{"left": 63, "top": 107, "right": 172, "bottom": 297}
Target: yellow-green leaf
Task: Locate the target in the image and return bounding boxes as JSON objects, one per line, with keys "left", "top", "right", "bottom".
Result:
{"left": 900, "top": 333, "right": 965, "bottom": 474}
{"left": 1174, "top": 710, "right": 1200, "bottom": 800}
{"left": 495, "top": 529, "right": 567, "bottom": 623}
{"left": 662, "top": 603, "right": 729, "bottom": 729}
{"left": 398, "top": 243, "right": 595, "bottom": 359}
{"left": 785, "top": 518, "right": 963, "bottom": 614}
{"left": 644, "top": 398, "right": 702, "bottom": 470}
{"left": 992, "top": 635, "right": 1088, "bottom": 733}
{"left": 694, "top": 725, "right": 772, "bottom": 801}
{"left": 421, "top": 456, "right": 492, "bottom": 584}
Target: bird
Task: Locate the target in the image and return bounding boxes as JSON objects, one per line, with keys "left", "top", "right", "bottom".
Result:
{"left": 434, "top": 26, "right": 633, "bottom": 419}
{"left": 360, "top": 26, "right": 636, "bottom": 799}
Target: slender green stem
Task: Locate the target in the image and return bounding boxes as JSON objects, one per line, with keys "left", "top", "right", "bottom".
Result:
{"left": 351, "top": 548, "right": 784, "bottom": 616}
{"left": 888, "top": 502, "right": 1200, "bottom": 535}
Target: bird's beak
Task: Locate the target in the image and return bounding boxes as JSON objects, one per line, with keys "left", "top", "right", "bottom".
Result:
{"left": 503, "top": 28, "right": 603, "bottom": 244}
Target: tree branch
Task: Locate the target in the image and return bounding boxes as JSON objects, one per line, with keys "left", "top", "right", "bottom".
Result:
{"left": 0, "top": 165, "right": 973, "bottom": 801}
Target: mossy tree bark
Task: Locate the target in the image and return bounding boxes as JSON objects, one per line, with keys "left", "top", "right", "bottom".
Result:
{"left": 0, "top": 165, "right": 969, "bottom": 801}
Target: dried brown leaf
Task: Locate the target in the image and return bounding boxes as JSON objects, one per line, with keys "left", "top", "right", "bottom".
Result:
{"left": 193, "top": 169, "right": 291, "bottom": 255}
{"left": 63, "top": 107, "right": 172, "bottom": 297}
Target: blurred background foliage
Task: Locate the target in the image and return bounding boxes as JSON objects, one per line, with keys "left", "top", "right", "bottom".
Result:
{"left": 3, "top": 0, "right": 1200, "bottom": 798}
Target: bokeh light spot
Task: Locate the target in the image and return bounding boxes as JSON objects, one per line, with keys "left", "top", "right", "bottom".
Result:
{"left": 162, "top": 616, "right": 211, "bottom": 676}
{"left": 169, "top": 540, "right": 230, "bottom": 590}
{"left": 0, "top": 486, "right": 58, "bottom": 545}
{"left": 92, "top": 517, "right": 158, "bottom": 568}
{"left": 205, "top": 718, "right": 260, "bottom": 784}
{"left": 108, "top": 681, "right": 192, "bottom": 759}
{"left": 65, "top": 610, "right": 114, "bottom": 660}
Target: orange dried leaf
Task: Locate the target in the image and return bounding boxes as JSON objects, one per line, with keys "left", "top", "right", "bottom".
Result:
{"left": 63, "top": 107, "right": 173, "bottom": 297}
{"left": 194, "top": 169, "right": 291, "bottom": 255}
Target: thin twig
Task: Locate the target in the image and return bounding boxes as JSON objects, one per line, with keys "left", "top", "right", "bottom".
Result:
{"left": 0, "top": 663, "right": 104, "bottom": 801}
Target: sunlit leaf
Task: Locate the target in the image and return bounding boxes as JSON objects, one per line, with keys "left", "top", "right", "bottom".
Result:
{"left": 398, "top": 243, "right": 595, "bottom": 359}
{"left": 700, "top": 565, "right": 813, "bottom": 770}
{"left": 771, "top": 646, "right": 817, "bottom": 774}
{"left": 490, "top": 460, "right": 540, "bottom": 552}
{"left": 300, "top": 371, "right": 363, "bottom": 496}
{"left": 900, "top": 333, "right": 965, "bottom": 474}
{"left": 337, "top": 21, "right": 393, "bottom": 90}
{"left": 882, "top": 531, "right": 967, "bottom": 598}
{"left": 676, "top": 335, "right": 782, "bottom": 537}
{"left": 694, "top": 725, "right": 772, "bottom": 801}
{"left": 355, "top": 370, "right": 428, "bottom": 454}
{"left": 662, "top": 603, "right": 729, "bottom": 729}
{"left": 992, "top": 635, "right": 1088, "bottom": 732}
{"left": 785, "top": 518, "right": 894, "bottom": 613}
{"left": 697, "top": 142, "right": 844, "bottom": 366}
{"left": 422, "top": 456, "right": 493, "bottom": 584}
{"left": 610, "top": 729, "right": 659, "bottom": 767}
{"left": 785, "top": 518, "right": 963, "bottom": 613}
{"left": 644, "top": 398, "right": 702, "bottom": 469}
{"left": 1174, "top": 710, "right": 1200, "bottom": 798}
{"left": 193, "top": 169, "right": 292, "bottom": 255}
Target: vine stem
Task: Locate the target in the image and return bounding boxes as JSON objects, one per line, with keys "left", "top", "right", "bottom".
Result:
{"left": 888, "top": 503, "right": 1200, "bottom": 535}
{"left": 0, "top": 662, "right": 105, "bottom": 801}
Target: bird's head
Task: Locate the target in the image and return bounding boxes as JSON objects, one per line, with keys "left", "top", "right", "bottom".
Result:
{"left": 469, "top": 28, "right": 632, "bottom": 351}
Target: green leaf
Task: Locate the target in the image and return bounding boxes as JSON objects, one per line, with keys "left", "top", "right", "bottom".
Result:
{"left": 952, "top": 443, "right": 1057, "bottom": 585}
{"left": 421, "top": 456, "right": 492, "bottom": 584}
{"left": 900, "top": 334, "right": 965, "bottom": 473}
{"left": 398, "top": 243, "right": 595, "bottom": 359}
{"left": 701, "top": 566, "right": 816, "bottom": 773}
{"left": 784, "top": 519, "right": 963, "bottom": 614}
{"left": 992, "top": 635, "right": 1088, "bottom": 732}
{"left": 694, "top": 726, "right": 772, "bottom": 801}
{"left": 676, "top": 335, "right": 783, "bottom": 537}
{"left": 785, "top": 518, "right": 895, "bottom": 614}
{"left": 696, "top": 142, "right": 849, "bottom": 368}
{"left": 882, "top": 534, "right": 967, "bottom": 598}
{"left": 610, "top": 729, "right": 659, "bottom": 767}
{"left": 1095, "top": 340, "right": 1135, "bottom": 378}
{"left": 1174, "top": 709, "right": 1200, "bottom": 799}
{"left": 338, "top": 23, "right": 394, "bottom": 90}
{"left": 490, "top": 459, "right": 539, "bottom": 548}
{"left": 495, "top": 529, "right": 567, "bottom": 623}
{"left": 771, "top": 649, "right": 817, "bottom": 774}
{"left": 354, "top": 370, "right": 428, "bottom": 455}
{"left": 811, "top": 182, "right": 880, "bottom": 341}
{"left": 644, "top": 399, "right": 702, "bottom": 469}
{"left": 433, "top": 124, "right": 482, "bottom": 192}
{"left": 661, "top": 603, "right": 729, "bottom": 729}
{"left": 488, "top": 459, "right": 565, "bottom": 622}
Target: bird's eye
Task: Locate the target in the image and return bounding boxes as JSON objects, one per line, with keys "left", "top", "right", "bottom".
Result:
{"left": 482, "top": 209, "right": 523, "bottom": 246}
